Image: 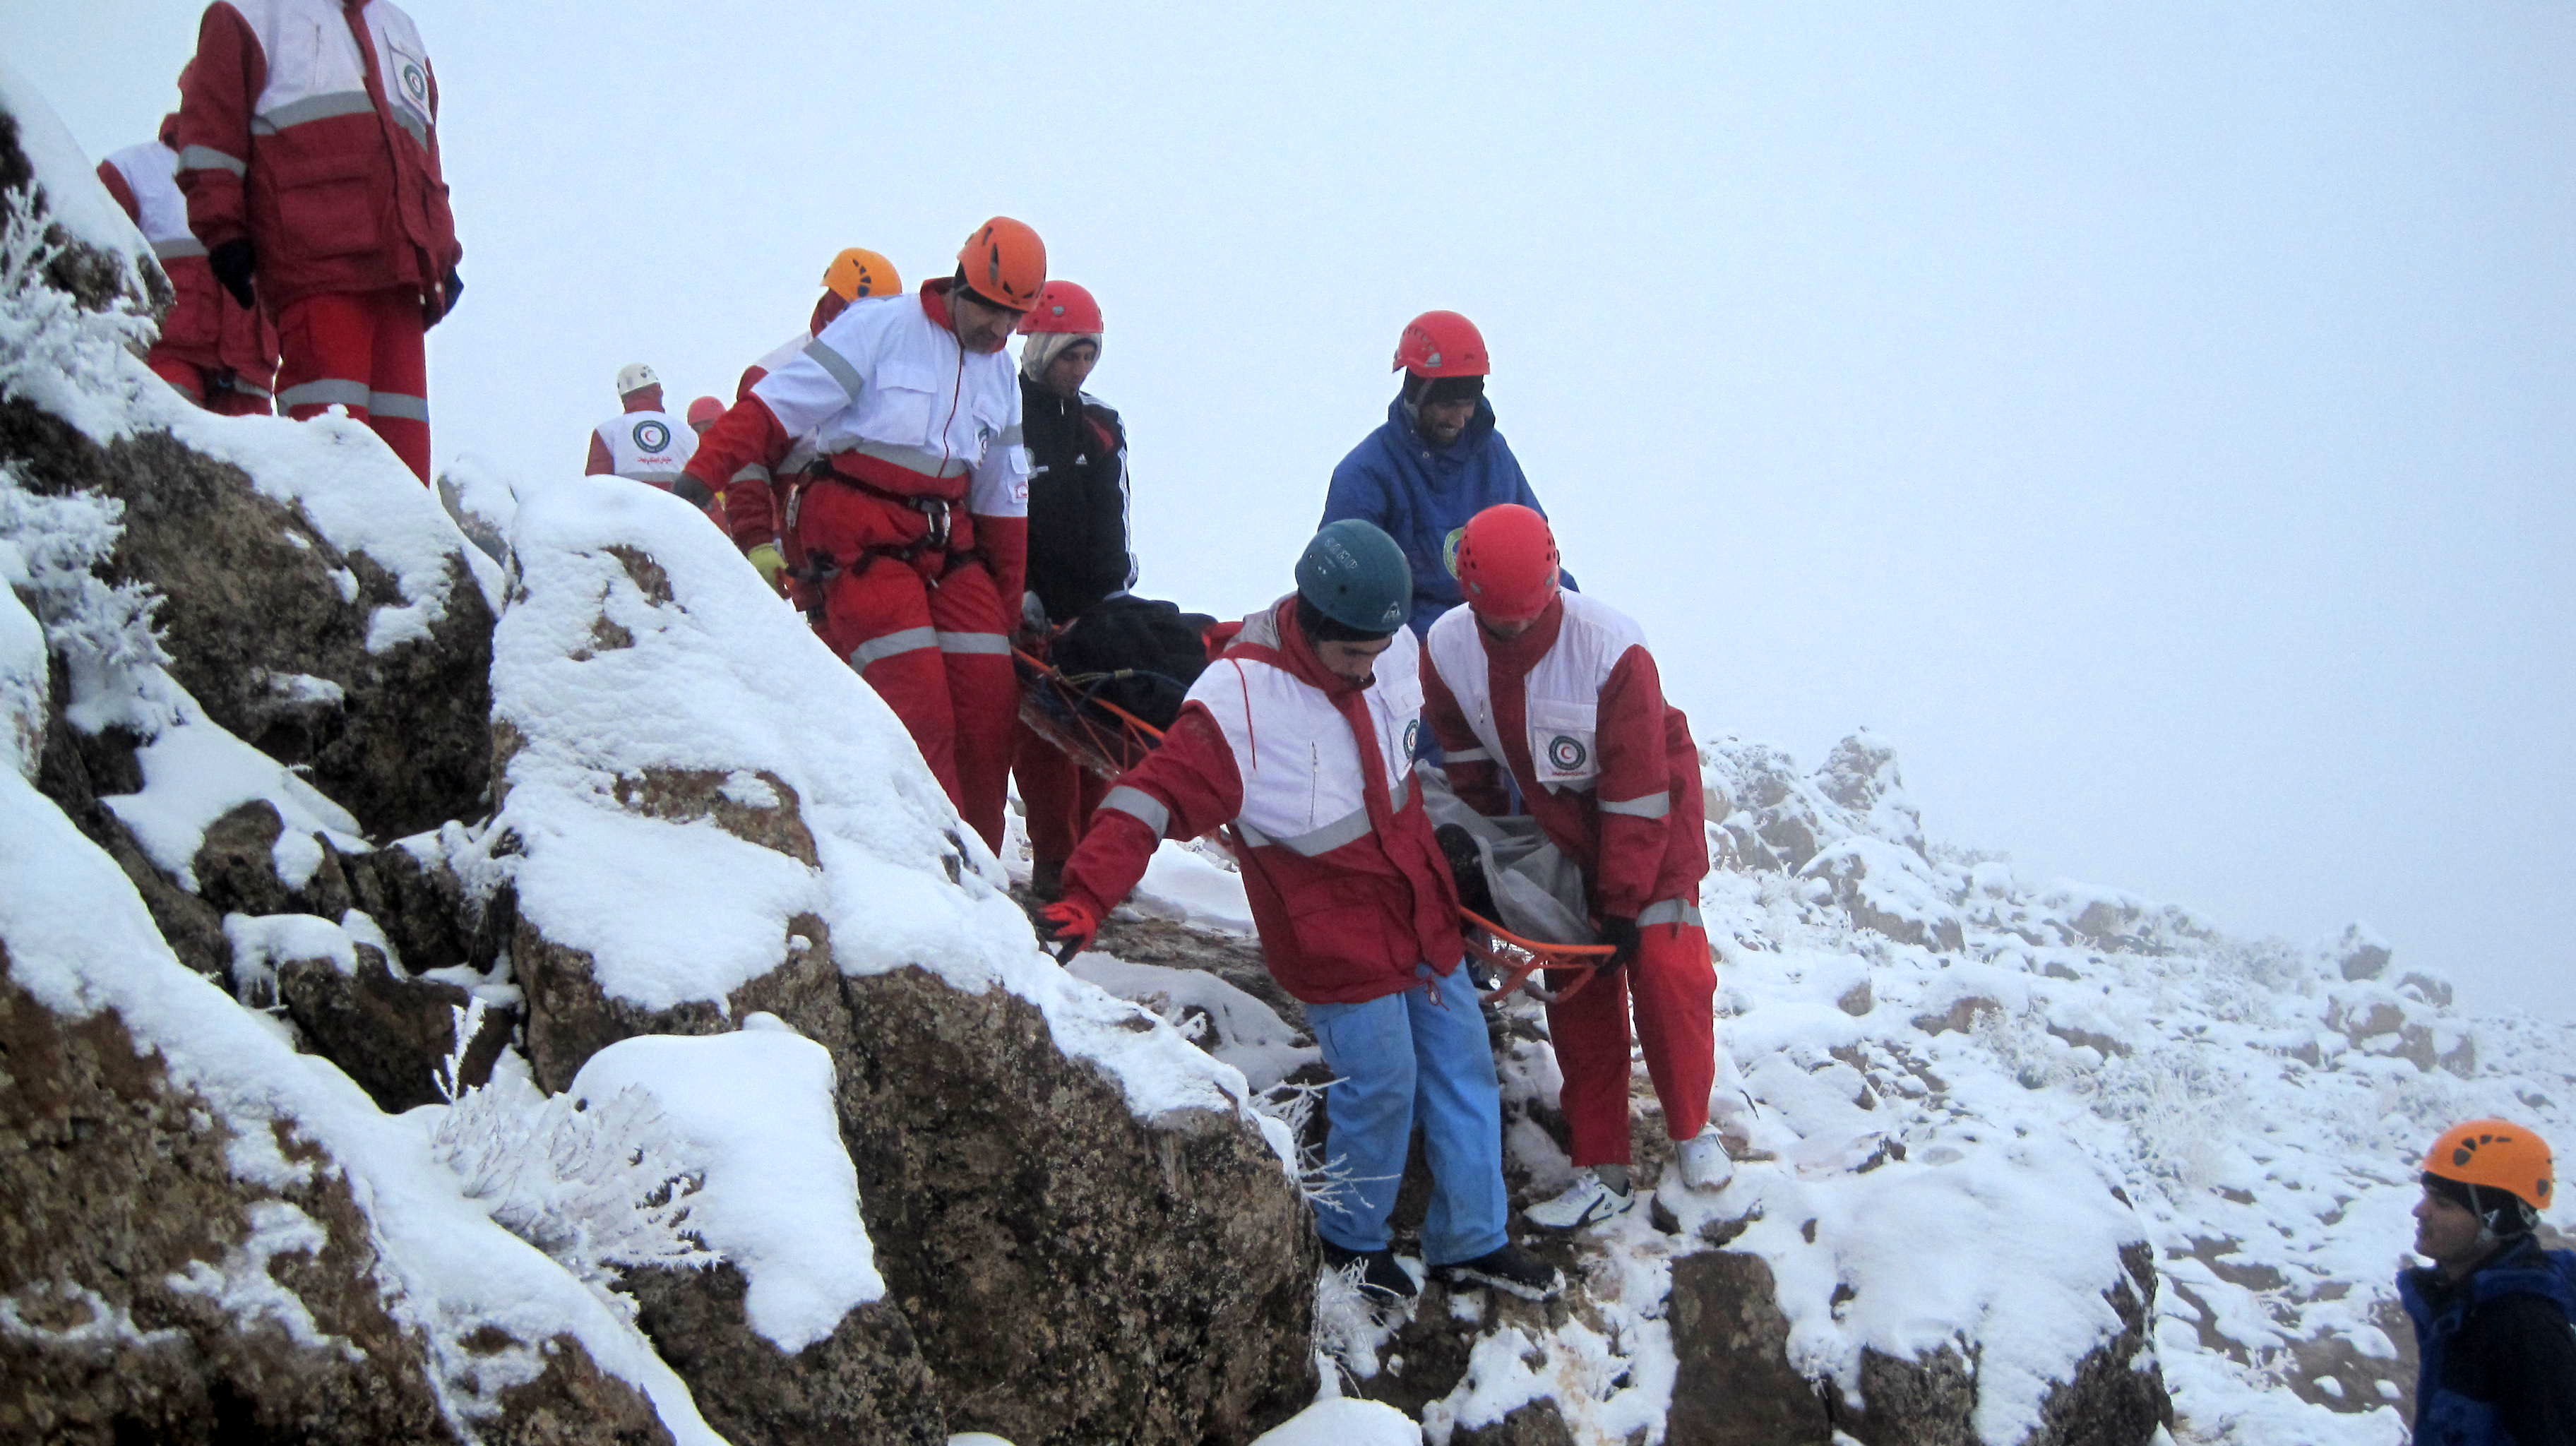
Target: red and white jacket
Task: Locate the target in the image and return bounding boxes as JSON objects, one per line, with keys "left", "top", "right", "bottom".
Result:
{"left": 97, "top": 122, "right": 279, "bottom": 386}
{"left": 1420, "top": 592, "right": 1707, "bottom": 924}
{"left": 174, "top": 0, "right": 462, "bottom": 314}
{"left": 683, "top": 281, "right": 1027, "bottom": 606}
{"left": 1061, "top": 597, "right": 1465, "bottom": 1005}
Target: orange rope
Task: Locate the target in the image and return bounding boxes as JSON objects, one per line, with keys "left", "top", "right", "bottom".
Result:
{"left": 1460, "top": 908, "right": 1616, "bottom": 1005}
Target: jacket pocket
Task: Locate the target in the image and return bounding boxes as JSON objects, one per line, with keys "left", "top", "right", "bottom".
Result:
{"left": 1527, "top": 698, "right": 1600, "bottom": 790}
{"left": 864, "top": 362, "right": 943, "bottom": 444}
{"left": 1280, "top": 875, "right": 1407, "bottom": 993}
{"left": 263, "top": 141, "right": 381, "bottom": 263}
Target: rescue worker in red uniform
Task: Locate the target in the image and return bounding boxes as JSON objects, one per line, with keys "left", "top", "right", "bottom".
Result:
{"left": 724, "top": 247, "right": 907, "bottom": 584}
{"left": 680, "top": 220, "right": 1037, "bottom": 854}
{"left": 585, "top": 364, "right": 700, "bottom": 487}
{"left": 97, "top": 107, "right": 280, "bottom": 416}
{"left": 1009, "top": 281, "right": 1138, "bottom": 897}
{"left": 1421, "top": 504, "right": 1732, "bottom": 1229}
{"left": 174, "top": 0, "right": 463, "bottom": 484}
{"left": 1042, "top": 522, "right": 1562, "bottom": 1304}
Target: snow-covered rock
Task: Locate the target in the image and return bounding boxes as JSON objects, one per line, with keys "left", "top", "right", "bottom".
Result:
{"left": 487, "top": 473, "right": 1316, "bottom": 1442}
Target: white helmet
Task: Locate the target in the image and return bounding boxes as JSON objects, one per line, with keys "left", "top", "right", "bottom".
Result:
{"left": 615, "top": 363, "right": 660, "bottom": 396}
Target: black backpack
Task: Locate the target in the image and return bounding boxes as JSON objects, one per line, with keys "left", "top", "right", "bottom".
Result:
{"left": 1048, "top": 595, "right": 1215, "bottom": 731}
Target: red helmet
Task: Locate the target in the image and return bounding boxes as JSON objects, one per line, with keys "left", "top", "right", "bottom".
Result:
{"left": 1455, "top": 504, "right": 1559, "bottom": 623}
{"left": 1020, "top": 280, "right": 1102, "bottom": 335}
{"left": 1393, "top": 309, "right": 1490, "bottom": 378}
{"left": 686, "top": 395, "right": 724, "bottom": 431}
{"left": 955, "top": 216, "right": 1046, "bottom": 310}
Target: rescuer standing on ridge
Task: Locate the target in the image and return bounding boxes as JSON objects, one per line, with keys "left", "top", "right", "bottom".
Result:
{"left": 1042, "top": 521, "right": 1563, "bottom": 1304}
{"left": 585, "top": 365, "right": 698, "bottom": 489}
{"left": 1010, "top": 280, "right": 1138, "bottom": 898}
{"left": 1421, "top": 504, "right": 1734, "bottom": 1229}
{"left": 2400, "top": 1119, "right": 2576, "bottom": 1445}
{"left": 1323, "top": 311, "right": 1566, "bottom": 640}
{"left": 680, "top": 220, "right": 1037, "bottom": 853}
{"left": 174, "top": 0, "right": 463, "bottom": 483}
{"left": 97, "top": 99, "right": 278, "bottom": 417}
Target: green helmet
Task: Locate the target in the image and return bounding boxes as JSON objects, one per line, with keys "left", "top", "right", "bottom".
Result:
{"left": 1296, "top": 520, "right": 1412, "bottom": 635}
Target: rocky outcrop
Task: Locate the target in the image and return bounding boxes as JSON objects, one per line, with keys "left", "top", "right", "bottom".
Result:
{"left": 272, "top": 937, "right": 511, "bottom": 1112}
{"left": 1667, "top": 1250, "right": 1835, "bottom": 1444}
{"left": 0, "top": 965, "right": 455, "bottom": 1443}
{"left": 0, "top": 405, "right": 496, "bottom": 841}
{"left": 837, "top": 965, "right": 1316, "bottom": 1445}
{"left": 624, "top": 1264, "right": 943, "bottom": 1446}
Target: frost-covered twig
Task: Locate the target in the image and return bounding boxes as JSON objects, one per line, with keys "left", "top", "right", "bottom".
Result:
{"left": 1251, "top": 1077, "right": 1393, "bottom": 1217}
{"left": 432, "top": 998, "right": 491, "bottom": 1105}
{"left": 0, "top": 187, "right": 157, "bottom": 424}
{"left": 429, "top": 1065, "right": 715, "bottom": 1319}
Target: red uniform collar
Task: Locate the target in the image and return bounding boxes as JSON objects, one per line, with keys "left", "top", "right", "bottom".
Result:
{"left": 919, "top": 277, "right": 956, "bottom": 332}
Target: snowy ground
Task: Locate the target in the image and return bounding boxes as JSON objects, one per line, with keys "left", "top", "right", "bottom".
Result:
{"left": 1038, "top": 739, "right": 2575, "bottom": 1446}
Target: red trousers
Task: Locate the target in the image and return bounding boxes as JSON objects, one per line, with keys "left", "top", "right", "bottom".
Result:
{"left": 148, "top": 354, "right": 274, "bottom": 416}
{"left": 818, "top": 555, "right": 1015, "bottom": 853}
{"left": 1546, "top": 921, "right": 1718, "bottom": 1166}
{"left": 276, "top": 288, "right": 430, "bottom": 483}
{"left": 1012, "top": 719, "right": 1110, "bottom": 870}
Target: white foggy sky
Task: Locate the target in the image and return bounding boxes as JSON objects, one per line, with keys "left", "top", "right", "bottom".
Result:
{"left": 17, "top": 4, "right": 2575, "bottom": 1017}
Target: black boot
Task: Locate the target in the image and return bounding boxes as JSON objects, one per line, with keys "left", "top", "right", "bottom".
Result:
{"left": 1319, "top": 1238, "right": 1419, "bottom": 1301}
{"left": 1432, "top": 1242, "right": 1563, "bottom": 1301}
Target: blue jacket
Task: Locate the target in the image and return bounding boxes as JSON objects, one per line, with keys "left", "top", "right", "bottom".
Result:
{"left": 1322, "top": 393, "right": 1567, "bottom": 638}
{"left": 2399, "top": 1238, "right": 2576, "bottom": 1446}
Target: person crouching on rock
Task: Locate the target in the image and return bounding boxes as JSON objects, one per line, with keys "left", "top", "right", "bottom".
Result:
{"left": 1040, "top": 520, "right": 1562, "bottom": 1304}
{"left": 1422, "top": 504, "right": 1733, "bottom": 1231}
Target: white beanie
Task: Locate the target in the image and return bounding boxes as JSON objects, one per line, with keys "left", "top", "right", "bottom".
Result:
{"left": 1019, "top": 331, "right": 1103, "bottom": 383}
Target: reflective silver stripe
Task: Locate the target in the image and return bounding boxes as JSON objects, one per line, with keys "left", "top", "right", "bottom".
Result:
{"left": 151, "top": 237, "right": 208, "bottom": 261}
{"left": 730, "top": 464, "right": 771, "bottom": 484}
{"left": 848, "top": 627, "right": 938, "bottom": 669}
{"left": 253, "top": 90, "right": 378, "bottom": 132}
{"left": 994, "top": 423, "right": 1023, "bottom": 446}
{"left": 279, "top": 379, "right": 370, "bottom": 410}
{"left": 391, "top": 110, "right": 429, "bottom": 150}
{"left": 1599, "top": 791, "right": 1671, "bottom": 820}
{"left": 1444, "top": 746, "right": 1491, "bottom": 763}
{"left": 177, "top": 145, "right": 246, "bottom": 177}
{"left": 836, "top": 436, "right": 972, "bottom": 479}
{"left": 935, "top": 631, "right": 1010, "bottom": 655}
{"left": 1102, "top": 786, "right": 1170, "bottom": 838}
{"left": 1638, "top": 899, "right": 1703, "bottom": 929}
{"left": 624, "top": 470, "right": 684, "bottom": 484}
{"left": 231, "top": 378, "right": 273, "bottom": 400}
{"left": 1263, "top": 804, "right": 1374, "bottom": 859}
{"left": 369, "top": 391, "right": 430, "bottom": 422}
{"left": 802, "top": 337, "right": 866, "bottom": 398}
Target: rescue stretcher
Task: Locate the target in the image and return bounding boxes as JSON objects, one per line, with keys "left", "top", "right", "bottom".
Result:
{"left": 1014, "top": 647, "right": 1620, "bottom": 1005}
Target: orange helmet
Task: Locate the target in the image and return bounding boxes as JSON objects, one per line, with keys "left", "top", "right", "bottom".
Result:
{"left": 2423, "top": 1118, "right": 2554, "bottom": 1214}
{"left": 955, "top": 217, "right": 1046, "bottom": 311}
{"left": 821, "top": 247, "right": 901, "bottom": 302}
{"left": 1394, "top": 309, "right": 1490, "bottom": 378}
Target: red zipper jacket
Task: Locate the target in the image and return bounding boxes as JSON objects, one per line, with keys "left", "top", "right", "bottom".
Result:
{"left": 1419, "top": 592, "right": 1707, "bottom": 919}
{"left": 1061, "top": 597, "right": 1465, "bottom": 1005}
{"left": 174, "top": 0, "right": 462, "bottom": 315}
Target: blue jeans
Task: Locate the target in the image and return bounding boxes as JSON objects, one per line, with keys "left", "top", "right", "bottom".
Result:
{"left": 1305, "top": 969, "right": 1509, "bottom": 1267}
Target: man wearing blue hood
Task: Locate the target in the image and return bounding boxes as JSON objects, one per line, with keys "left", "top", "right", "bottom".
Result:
{"left": 1323, "top": 311, "right": 1567, "bottom": 639}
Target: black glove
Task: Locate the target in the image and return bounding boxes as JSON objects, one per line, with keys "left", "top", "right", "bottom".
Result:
{"left": 1597, "top": 914, "right": 1641, "bottom": 974}
{"left": 425, "top": 265, "right": 463, "bottom": 326}
{"left": 208, "top": 239, "right": 256, "bottom": 309}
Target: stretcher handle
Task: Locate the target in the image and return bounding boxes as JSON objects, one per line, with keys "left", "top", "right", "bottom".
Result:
{"left": 1459, "top": 908, "right": 1615, "bottom": 1006}
{"left": 1014, "top": 646, "right": 1167, "bottom": 742}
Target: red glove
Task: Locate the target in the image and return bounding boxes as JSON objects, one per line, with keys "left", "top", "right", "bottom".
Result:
{"left": 1040, "top": 899, "right": 1100, "bottom": 964}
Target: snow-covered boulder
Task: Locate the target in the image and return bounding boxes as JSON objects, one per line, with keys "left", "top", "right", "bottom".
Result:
{"left": 487, "top": 474, "right": 1316, "bottom": 1443}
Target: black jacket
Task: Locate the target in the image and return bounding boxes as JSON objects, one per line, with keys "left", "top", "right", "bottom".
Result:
{"left": 2400, "top": 1236, "right": 2576, "bottom": 1446}
{"left": 1020, "top": 380, "right": 1135, "bottom": 623}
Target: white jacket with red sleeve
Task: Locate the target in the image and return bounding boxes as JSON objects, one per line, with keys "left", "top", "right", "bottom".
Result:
{"left": 1420, "top": 592, "right": 1707, "bottom": 923}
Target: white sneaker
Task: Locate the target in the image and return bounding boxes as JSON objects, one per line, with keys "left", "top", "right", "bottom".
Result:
{"left": 1676, "top": 1128, "right": 1735, "bottom": 1190}
{"left": 1523, "top": 1171, "right": 1637, "bottom": 1230}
